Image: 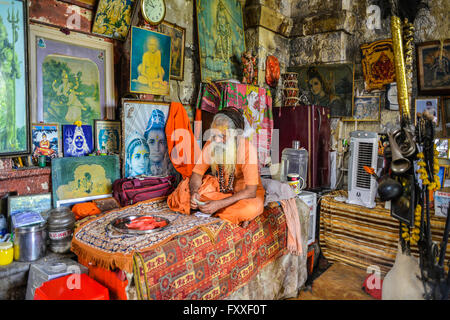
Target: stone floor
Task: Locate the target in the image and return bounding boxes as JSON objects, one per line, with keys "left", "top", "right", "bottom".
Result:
{"left": 293, "top": 257, "right": 375, "bottom": 300}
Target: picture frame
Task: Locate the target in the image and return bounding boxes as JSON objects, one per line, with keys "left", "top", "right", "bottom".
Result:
{"left": 287, "top": 63, "right": 355, "bottom": 118}
{"left": 7, "top": 193, "right": 52, "bottom": 221}
{"left": 435, "top": 138, "right": 449, "bottom": 159}
{"left": 59, "top": 0, "right": 97, "bottom": 9}
{"left": 94, "top": 120, "right": 121, "bottom": 154}
{"left": 415, "top": 97, "right": 439, "bottom": 125}
{"left": 28, "top": 24, "right": 116, "bottom": 127}
{"left": 157, "top": 21, "right": 186, "bottom": 81}
{"left": 121, "top": 99, "right": 174, "bottom": 178}
{"left": 56, "top": 194, "right": 112, "bottom": 209}
{"left": 51, "top": 155, "right": 120, "bottom": 208}
{"left": 130, "top": 26, "right": 171, "bottom": 96}
{"left": 0, "top": 0, "right": 31, "bottom": 157}
{"left": 385, "top": 83, "right": 399, "bottom": 111}
{"left": 92, "top": 0, "right": 136, "bottom": 41}
{"left": 360, "top": 39, "right": 396, "bottom": 91}
{"left": 195, "top": 0, "right": 246, "bottom": 82}
{"left": 351, "top": 95, "right": 381, "bottom": 121}
{"left": 442, "top": 96, "right": 450, "bottom": 136}
{"left": 416, "top": 40, "right": 450, "bottom": 95}
{"left": 62, "top": 124, "right": 94, "bottom": 157}
{"left": 31, "top": 123, "right": 60, "bottom": 164}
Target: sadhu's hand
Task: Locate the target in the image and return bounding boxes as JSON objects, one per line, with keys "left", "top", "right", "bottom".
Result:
{"left": 190, "top": 192, "right": 201, "bottom": 210}
{"left": 198, "top": 200, "right": 224, "bottom": 215}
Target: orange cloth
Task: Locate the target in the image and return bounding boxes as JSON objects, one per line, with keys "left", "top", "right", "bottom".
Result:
{"left": 72, "top": 202, "right": 101, "bottom": 220}
{"left": 165, "top": 102, "right": 202, "bottom": 179}
{"left": 167, "top": 138, "right": 265, "bottom": 224}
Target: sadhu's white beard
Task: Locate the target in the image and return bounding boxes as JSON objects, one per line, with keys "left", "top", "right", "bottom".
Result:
{"left": 210, "top": 139, "right": 236, "bottom": 176}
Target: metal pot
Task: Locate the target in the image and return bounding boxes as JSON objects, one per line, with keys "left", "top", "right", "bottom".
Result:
{"left": 14, "top": 222, "right": 47, "bottom": 262}
{"left": 46, "top": 207, "right": 76, "bottom": 253}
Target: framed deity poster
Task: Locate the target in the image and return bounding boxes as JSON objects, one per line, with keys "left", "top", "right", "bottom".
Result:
{"left": 28, "top": 24, "right": 116, "bottom": 128}
{"left": 51, "top": 155, "right": 120, "bottom": 208}
{"left": 94, "top": 120, "right": 121, "bottom": 154}
{"left": 92, "top": 0, "right": 136, "bottom": 41}
{"left": 0, "top": 0, "right": 31, "bottom": 157}
{"left": 130, "top": 27, "right": 171, "bottom": 96}
{"left": 360, "top": 39, "right": 395, "bottom": 91}
{"left": 416, "top": 40, "right": 450, "bottom": 95}
{"left": 352, "top": 96, "right": 381, "bottom": 121}
{"left": 31, "top": 123, "right": 60, "bottom": 163}
{"left": 157, "top": 21, "right": 186, "bottom": 81}
{"left": 122, "top": 100, "right": 175, "bottom": 178}
{"left": 62, "top": 124, "right": 94, "bottom": 157}
{"left": 415, "top": 97, "right": 439, "bottom": 125}
{"left": 195, "top": 0, "right": 246, "bottom": 82}
{"left": 287, "top": 63, "right": 355, "bottom": 117}
{"left": 442, "top": 96, "right": 450, "bottom": 136}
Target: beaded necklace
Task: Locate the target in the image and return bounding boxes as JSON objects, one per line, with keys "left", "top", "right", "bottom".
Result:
{"left": 216, "top": 165, "right": 235, "bottom": 193}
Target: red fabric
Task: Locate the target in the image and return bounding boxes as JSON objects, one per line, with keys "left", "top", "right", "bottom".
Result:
{"left": 165, "top": 102, "right": 202, "bottom": 178}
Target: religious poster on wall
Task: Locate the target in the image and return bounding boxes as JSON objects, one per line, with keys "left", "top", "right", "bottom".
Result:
{"left": 360, "top": 39, "right": 396, "bottom": 91}
{"left": 157, "top": 21, "right": 186, "bottom": 81}
{"left": 417, "top": 40, "right": 450, "bottom": 95}
{"left": 0, "top": 0, "right": 30, "bottom": 156}
{"left": 288, "top": 63, "right": 355, "bottom": 118}
{"left": 122, "top": 100, "right": 175, "bottom": 178}
{"left": 92, "top": 0, "right": 135, "bottom": 41}
{"left": 32, "top": 123, "right": 59, "bottom": 163}
{"left": 62, "top": 124, "right": 94, "bottom": 157}
{"left": 51, "top": 155, "right": 120, "bottom": 207}
{"left": 196, "top": 0, "right": 246, "bottom": 82}
{"left": 130, "top": 27, "right": 171, "bottom": 96}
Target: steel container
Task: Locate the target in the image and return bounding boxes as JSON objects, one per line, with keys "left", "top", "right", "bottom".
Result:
{"left": 46, "top": 207, "right": 76, "bottom": 253}
{"left": 13, "top": 222, "right": 47, "bottom": 262}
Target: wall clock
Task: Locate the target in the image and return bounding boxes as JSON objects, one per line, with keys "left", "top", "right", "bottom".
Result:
{"left": 141, "top": 0, "right": 166, "bottom": 25}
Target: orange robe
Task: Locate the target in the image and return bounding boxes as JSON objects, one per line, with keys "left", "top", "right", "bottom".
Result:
{"left": 167, "top": 139, "right": 265, "bottom": 224}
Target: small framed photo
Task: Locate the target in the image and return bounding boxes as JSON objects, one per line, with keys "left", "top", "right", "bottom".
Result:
{"left": 157, "top": 21, "right": 186, "bottom": 81}
{"left": 31, "top": 123, "right": 60, "bottom": 164}
{"left": 416, "top": 40, "right": 450, "bottom": 95}
{"left": 435, "top": 138, "right": 449, "bottom": 159}
{"left": 62, "top": 124, "right": 93, "bottom": 157}
{"left": 94, "top": 120, "right": 121, "bottom": 154}
{"left": 351, "top": 96, "right": 381, "bottom": 121}
{"left": 7, "top": 193, "right": 52, "bottom": 221}
{"left": 442, "top": 96, "right": 450, "bottom": 136}
{"left": 415, "top": 97, "right": 439, "bottom": 125}
{"left": 385, "top": 83, "right": 399, "bottom": 111}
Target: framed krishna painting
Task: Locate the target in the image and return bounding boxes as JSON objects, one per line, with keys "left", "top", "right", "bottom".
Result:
{"left": 28, "top": 24, "right": 116, "bottom": 128}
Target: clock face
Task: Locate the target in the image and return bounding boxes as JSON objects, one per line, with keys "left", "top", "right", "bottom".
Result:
{"left": 142, "top": 0, "right": 166, "bottom": 25}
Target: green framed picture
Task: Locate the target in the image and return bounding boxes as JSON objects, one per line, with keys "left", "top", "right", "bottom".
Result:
{"left": 0, "top": 0, "right": 31, "bottom": 157}
{"left": 51, "top": 155, "right": 120, "bottom": 207}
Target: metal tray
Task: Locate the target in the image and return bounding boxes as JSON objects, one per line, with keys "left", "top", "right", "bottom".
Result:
{"left": 109, "top": 215, "right": 170, "bottom": 235}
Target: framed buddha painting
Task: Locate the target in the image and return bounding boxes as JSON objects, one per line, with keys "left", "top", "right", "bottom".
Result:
{"left": 130, "top": 27, "right": 171, "bottom": 96}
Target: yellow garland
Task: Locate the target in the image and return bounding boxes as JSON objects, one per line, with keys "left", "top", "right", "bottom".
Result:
{"left": 403, "top": 145, "right": 441, "bottom": 245}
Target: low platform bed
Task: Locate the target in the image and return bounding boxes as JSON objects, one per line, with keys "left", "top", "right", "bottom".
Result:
{"left": 71, "top": 197, "right": 309, "bottom": 300}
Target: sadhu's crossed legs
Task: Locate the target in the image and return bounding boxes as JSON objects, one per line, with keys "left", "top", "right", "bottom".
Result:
{"left": 167, "top": 175, "right": 264, "bottom": 225}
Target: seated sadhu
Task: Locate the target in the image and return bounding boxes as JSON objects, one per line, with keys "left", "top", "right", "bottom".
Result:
{"left": 167, "top": 107, "right": 265, "bottom": 224}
